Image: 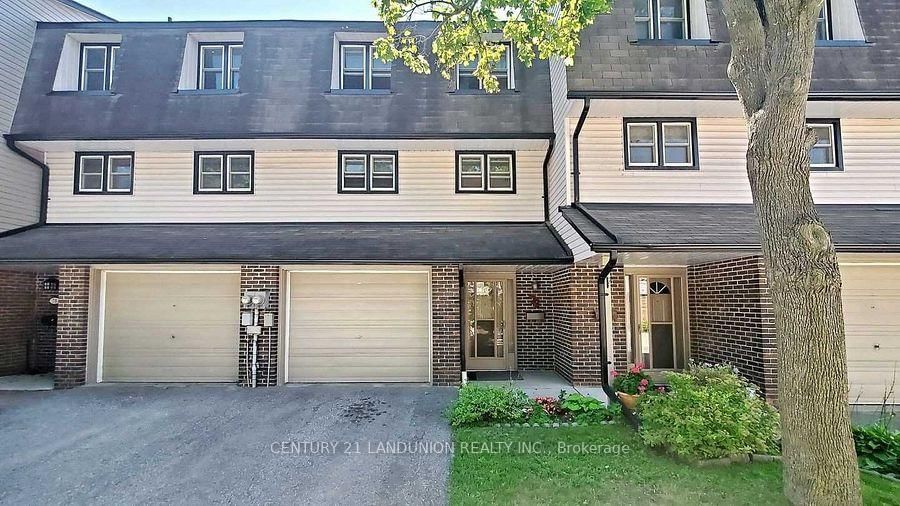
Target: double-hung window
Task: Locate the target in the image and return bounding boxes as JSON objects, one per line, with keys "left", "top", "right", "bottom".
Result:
{"left": 816, "top": 1, "right": 832, "bottom": 41}
{"left": 634, "top": 0, "right": 688, "bottom": 40}
{"left": 456, "top": 152, "right": 516, "bottom": 193}
{"left": 340, "top": 44, "right": 391, "bottom": 91}
{"left": 75, "top": 152, "right": 134, "bottom": 194}
{"left": 198, "top": 43, "right": 242, "bottom": 90}
{"left": 80, "top": 43, "right": 119, "bottom": 91}
{"left": 338, "top": 151, "right": 398, "bottom": 193}
{"left": 456, "top": 43, "right": 514, "bottom": 91}
{"left": 625, "top": 119, "right": 698, "bottom": 169}
{"left": 194, "top": 151, "right": 254, "bottom": 193}
{"left": 808, "top": 120, "right": 842, "bottom": 170}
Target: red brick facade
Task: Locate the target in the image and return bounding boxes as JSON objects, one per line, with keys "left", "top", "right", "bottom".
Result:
{"left": 515, "top": 271, "right": 555, "bottom": 370}
{"left": 0, "top": 270, "right": 37, "bottom": 376}
{"left": 688, "top": 256, "right": 778, "bottom": 400}
{"left": 608, "top": 267, "right": 628, "bottom": 374}
{"left": 238, "top": 266, "right": 280, "bottom": 387}
{"left": 431, "top": 265, "right": 461, "bottom": 385}
{"left": 550, "top": 264, "right": 606, "bottom": 386}
{"left": 55, "top": 265, "right": 91, "bottom": 389}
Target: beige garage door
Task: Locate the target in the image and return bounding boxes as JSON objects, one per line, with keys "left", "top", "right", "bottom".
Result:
{"left": 288, "top": 271, "right": 430, "bottom": 382}
{"left": 101, "top": 272, "right": 240, "bottom": 382}
{"left": 842, "top": 264, "right": 900, "bottom": 404}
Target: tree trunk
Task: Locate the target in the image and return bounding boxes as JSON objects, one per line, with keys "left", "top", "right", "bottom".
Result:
{"left": 721, "top": 0, "right": 861, "bottom": 503}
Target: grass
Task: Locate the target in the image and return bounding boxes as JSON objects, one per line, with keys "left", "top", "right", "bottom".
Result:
{"left": 450, "top": 423, "right": 900, "bottom": 505}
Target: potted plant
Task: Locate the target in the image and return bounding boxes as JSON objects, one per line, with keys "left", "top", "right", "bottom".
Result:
{"left": 612, "top": 363, "right": 654, "bottom": 411}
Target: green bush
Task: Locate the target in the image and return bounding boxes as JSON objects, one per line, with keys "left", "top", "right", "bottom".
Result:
{"left": 639, "top": 364, "right": 780, "bottom": 460}
{"left": 853, "top": 423, "right": 900, "bottom": 479}
{"left": 559, "top": 392, "right": 620, "bottom": 424}
{"left": 447, "top": 384, "right": 531, "bottom": 427}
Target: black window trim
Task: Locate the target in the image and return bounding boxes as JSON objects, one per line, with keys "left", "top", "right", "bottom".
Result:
{"left": 74, "top": 151, "right": 134, "bottom": 195}
{"left": 78, "top": 42, "right": 119, "bottom": 92}
{"left": 193, "top": 150, "right": 255, "bottom": 194}
{"left": 337, "top": 150, "right": 399, "bottom": 194}
{"left": 634, "top": 0, "right": 692, "bottom": 41}
{"left": 196, "top": 41, "right": 243, "bottom": 91}
{"left": 816, "top": 0, "right": 834, "bottom": 41}
{"left": 455, "top": 150, "right": 517, "bottom": 194}
{"left": 623, "top": 117, "right": 700, "bottom": 171}
{"left": 808, "top": 118, "right": 843, "bottom": 172}
{"left": 338, "top": 42, "right": 392, "bottom": 91}
{"left": 454, "top": 42, "right": 515, "bottom": 92}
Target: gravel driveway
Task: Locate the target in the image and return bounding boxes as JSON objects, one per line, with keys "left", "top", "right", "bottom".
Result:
{"left": 0, "top": 384, "right": 456, "bottom": 505}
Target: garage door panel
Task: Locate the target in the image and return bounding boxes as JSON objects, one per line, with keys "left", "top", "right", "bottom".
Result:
{"left": 288, "top": 271, "right": 429, "bottom": 383}
{"left": 102, "top": 272, "right": 240, "bottom": 383}
{"left": 840, "top": 265, "right": 900, "bottom": 404}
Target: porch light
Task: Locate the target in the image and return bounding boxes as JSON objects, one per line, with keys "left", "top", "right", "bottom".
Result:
{"left": 42, "top": 276, "right": 59, "bottom": 292}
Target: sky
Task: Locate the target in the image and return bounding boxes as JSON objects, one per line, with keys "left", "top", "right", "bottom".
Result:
{"left": 77, "top": 0, "right": 382, "bottom": 21}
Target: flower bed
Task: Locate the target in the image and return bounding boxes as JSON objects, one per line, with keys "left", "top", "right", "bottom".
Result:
{"left": 447, "top": 384, "right": 620, "bottom": 428}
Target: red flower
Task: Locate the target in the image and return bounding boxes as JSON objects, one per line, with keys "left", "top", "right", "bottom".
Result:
{"left": 611, "top": 370, "right": 619, "bottom": 377}
{"left": 640, "top": 378, "right": 649, "bottom": 386}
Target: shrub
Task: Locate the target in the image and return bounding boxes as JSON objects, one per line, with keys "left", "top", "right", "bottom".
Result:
{"left": 534, "top": 396, "right": 563, "bottom": 416}
{"left": 612, "top": 363, "right": 655, "bottom": 395}
{"left": 447, "top": 384, "right": 531, "bottom": 427}
{"left": 852, "top": 423, "right": 900, "bottom": 479}
{"left": 639, "top": 363, "right": 780, "bottom": 460}
{"left": 559, "top": 392, "right": 621, "bottom": 424}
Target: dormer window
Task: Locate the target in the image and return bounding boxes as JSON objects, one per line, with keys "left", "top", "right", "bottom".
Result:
{"left": 79, "top": 43, "right": 119, "bottom": 91}
{"left": 456, "top": 43, "right": 514, "bottom": 91}
{"left": 816, "top": 1, "right": 832, "bottom": 40}
{"left": 198, "top": 43, "right": 242, "bottom": 90}
{"left": 634, "top": 0, "right": 688, "bottom": 40}
{"left": 340, "top": 43, "right": 391, "bottom": 91}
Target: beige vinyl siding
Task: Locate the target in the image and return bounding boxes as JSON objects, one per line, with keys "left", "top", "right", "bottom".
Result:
{"left": 578, "top": 117, "right": 900, "bottom": 204}
{"left": 45, "top": 149, "right": 545, "bottom": 222}
{"left": 286, "top": 271, "right": 430, "bottom": 383}
{"left": 0, "top": 0, "right": 103, "bottom": 231}
{"left": 101, "top": 272, "right": 240, "bottom": 383}
{"left": 841, "top": 264, "right": 900, "bottom": 405}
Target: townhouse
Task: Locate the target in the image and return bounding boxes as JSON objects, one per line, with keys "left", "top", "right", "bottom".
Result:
{"left": 0, "top": 1, "right": 896, "bottom": 405}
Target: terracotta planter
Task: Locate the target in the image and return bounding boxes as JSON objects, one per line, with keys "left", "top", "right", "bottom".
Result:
{"left": 617, "top": 392, "right": 639, "bottom": 411}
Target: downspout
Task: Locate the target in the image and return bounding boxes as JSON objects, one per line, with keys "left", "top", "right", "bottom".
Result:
{"left": 571, "top": 98, "right": 590, "bottom": 204}
{"left": 540, "top": 135, "right": 556, "bottom": 222}
{"left": 4, "top": 135, "right": 48, "bottom": 225}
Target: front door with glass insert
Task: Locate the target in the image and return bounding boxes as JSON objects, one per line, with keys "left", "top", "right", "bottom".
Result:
{"left": 629, "top": 274, "right": 688, "bottom": 371}
{"left": 465, "top": 277, "right": 515, "bottom": 371}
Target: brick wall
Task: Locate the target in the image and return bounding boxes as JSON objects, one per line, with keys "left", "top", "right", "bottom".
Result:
{"left": 515, "top": 271, "right": 554, "bottom": 370}
{"left": 0, "top": 270, "right": 37, "bottom": 376}
{"left": 238, "top": 266, "right": 280, "bottom": 387}
{"left": 33, "top": 273, "right": 59, "bottom": 373}
{"left": 688, "top": 256, "right": 778, "bottom": 400}
{"left": 550, "top": 264, "right": 605, "bottom": 386}
{"left": 55, "top": 265, "right": 91, "bottom": 389}
{"left": 609, "top": 267, "right": 628, "bottom": 374}
{"left": 431, "top": 265, "right": 461, "bottom": 386}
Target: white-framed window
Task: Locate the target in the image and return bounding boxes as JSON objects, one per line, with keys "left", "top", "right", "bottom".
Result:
{"left": 340, "top": 44, "right": 391, "bottom": 91}
{"left": 808, "top": 120, "right": 841, "bottom": 170}
{"left": 456, "top": 43, "right": 514, "bottom": 91}
{"left": 816, "top": 1, "right": 832, "bottom": 41}
{"left": 195, "top": 152, "right": 254, "bottom": 193}
{"left": 456, "top": 152, "right": 516, "bottom": 193}
{"left": 80, "top": 43, "right": 119, "bottom": 91}
{"left": 634, "top": 0, "right": 688, "bottom": 40}
{"left": 626, "top": 122, "right": 659, "bottom": 167}
{"left": 625, "top": 119, "right": 697, "bottom": 169}
{"left": 199, "top": 42, "right": 242, "bottom": 90}
{"left": 338, "top": 152, "right": 398, "bottom": 193}
{"left": 75, "top": 152, "right": 134, "bottom": 194}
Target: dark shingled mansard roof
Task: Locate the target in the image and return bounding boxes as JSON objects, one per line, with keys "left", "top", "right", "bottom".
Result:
{"left": 0, "top": 222, "right": 572, "bottom": 264}
{"left": 561, "top": 203, "right": 900, "bottom": 252}
{"left": 567, "top": 0, "right": 900, "bottom": 98}
{"left": 10, "top": 20, "right": 553, "bottom": 141}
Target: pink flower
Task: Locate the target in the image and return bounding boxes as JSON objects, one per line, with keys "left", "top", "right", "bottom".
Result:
{"left": 611, "top": 371, "right": 619, "bottom": 378}
{"left": 630, "top": 366, "right": 641, "bottom": 374}
{"left": 637, "top": 385, "right": 647, "bottom": 393}
{"left": 640, "top": 379, "right": 649, "bottom": 386}
{"left": 657, "top": 386, "right": 666, "bottom": 393}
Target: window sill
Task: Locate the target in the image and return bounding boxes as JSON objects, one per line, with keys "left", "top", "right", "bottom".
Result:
{"left": 815, "top": 40, "right": 869, "bottom": 47}
{"left": 174, "top": 89, "right": 242, "bottom": 96}
{"left": 810, "top": 166, "right": 844, "bottom": 172}
{"left": 49, "top": 90, "right": 117, "bottom": 96}
{"left": 455, "top": 190, "right": 517, "bottom": 194}
{"left": 628, "top": 38, "right": 719, "bottom": 46}
{"left": 328, "top": 89, "right": 393, "bottom": 95}
{"left": 449, "top": 89, "right": 520, "bottom": 95}
{"left": 625, "top": 166, "right": 700, "bottom": 171}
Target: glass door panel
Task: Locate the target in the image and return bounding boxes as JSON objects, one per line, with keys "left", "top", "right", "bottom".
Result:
{"left": 466, "top": 279, "right": 511, "bottom": 370}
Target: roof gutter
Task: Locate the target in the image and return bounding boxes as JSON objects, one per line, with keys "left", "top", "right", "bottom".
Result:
{"left": 567, "top": 90, "right": 900, "bottom": 102}
{"left": 4, "top": 135, "right": 47, "bottom": 225}
{"left": 571, "top": 98, "right": 590, "bottom": 204}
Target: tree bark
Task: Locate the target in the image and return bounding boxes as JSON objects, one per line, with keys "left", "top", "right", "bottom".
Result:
{"left": 720, "top": 0, "right": 861, "bottom": 503}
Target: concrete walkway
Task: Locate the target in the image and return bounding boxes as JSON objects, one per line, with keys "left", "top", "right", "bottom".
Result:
{"left": 0, "top": 384, "right": 457, "bottom": 505}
